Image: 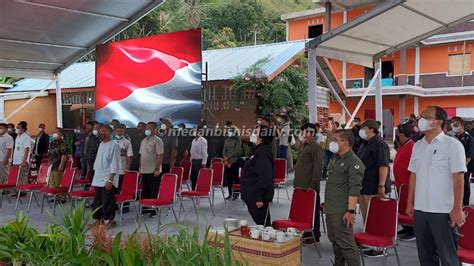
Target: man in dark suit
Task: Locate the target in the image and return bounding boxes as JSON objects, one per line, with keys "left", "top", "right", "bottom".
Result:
{"left": 33, "top": 123, "right": 49, "bottom": 169}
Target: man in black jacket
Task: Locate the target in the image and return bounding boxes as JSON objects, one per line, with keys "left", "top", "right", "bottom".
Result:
{"left": 241, "top": 125, "right": 275, "bottom": 226}
{"left": 33, "top": 123, "right": 49, "bottom": 169}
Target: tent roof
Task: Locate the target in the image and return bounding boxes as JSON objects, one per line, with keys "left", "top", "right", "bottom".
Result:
{"left": 0, "top": 0, "right": 164, "bottom": 79}
{"left": 308, "top": 0, "right": 474, "bottom": 67}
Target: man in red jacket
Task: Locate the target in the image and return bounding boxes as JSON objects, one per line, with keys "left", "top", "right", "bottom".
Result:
{"left": 393, "top": 123, "right": 415, "bottom": 241}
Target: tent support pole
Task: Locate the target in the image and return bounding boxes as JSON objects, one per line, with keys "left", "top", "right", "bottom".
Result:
{"left": 308, "top": 48, "right": 318, "bottom": 123}
{"left": 344, "top": 67, "right": 381, "bottom": 129}
{"left": 375, "top": 60, "right": 383, "bottom": 131}
{"left": 55, "top": 75, "right": 63, "bottom": 127}
{"left": 5, "top": 78, "right": 56, "bottom": 121}
{"left": 315, "top": 61, "right": 351, "bottom": 118}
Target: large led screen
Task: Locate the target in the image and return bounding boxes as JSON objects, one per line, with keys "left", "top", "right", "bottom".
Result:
{"left": 95, "top": 29, "right": 202, "bottom": 127}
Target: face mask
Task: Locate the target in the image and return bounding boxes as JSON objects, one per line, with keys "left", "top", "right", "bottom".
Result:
{"left": 414, "top": 126, "right": 419, "bottom": 133}
{"left": 250, "top": 134, "right": 257, "bottom": 144}
{"left": 39, "top": 128, "right": 44, "bottom": 132}
{"left": 227, "top": 131, "right": 234, "bottom": 137}
{"left": 15, "top": 129, "right": 20, "bottom": 134}
{"left": 452, "top": 125, "right": 461, "bottom": 134}
{"left": 160, "top": 124, "right": 167, "bottom": 130}
{"left": 329, "top": 141, "right": 339, "bottom": 153}
{"left": 7, "top": 128, "right": 12, "bottom": 133}
{"left": 359, "top": 129, "right": 368, "bottom": 140}
{"left": 115, "top": 135, "right": 123, "bottom": 140}
{"left": 92, "top": 129, "right": 99, "bottom": 136}
{"left": 110, "top": 125, "right": 115, "bottom": 130}
{"left": 145, "top": 129, "right": 152, "bottom": 137}
{"left": 74, "top": 129, "right": 80, "bottom": 134}
{"left": 298, "top": 134, "right": 305, "bottom": 142}
{"left": 52, "top": 133, "right": 59, "bottom": 139}
{"left": 418, "top": 118, "right": 434, "bottom": 132}
{"left": 257, "top": 120, "right": 261, "bottom": 125}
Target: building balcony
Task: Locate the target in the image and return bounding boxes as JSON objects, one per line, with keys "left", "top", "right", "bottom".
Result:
{"left": 345, "top": 85, "right": 474, "bottom": 98}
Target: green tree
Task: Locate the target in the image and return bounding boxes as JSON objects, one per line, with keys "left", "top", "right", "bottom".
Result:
{"left": 211, "top": 27, "right": 238, "bottom": 49}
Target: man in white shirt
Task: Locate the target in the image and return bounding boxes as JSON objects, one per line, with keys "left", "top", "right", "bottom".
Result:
{"left": 190, "top": 126, "right": 208, "bottom": 190}
{"left": 0, "top": 123, "right": 13, "bottom": 183}
{"left": 91, "top": 125, "right": 121, "bottom": 227}
{"left": 407, "top": 106, "right": 467, "bottom": 265}
{"left": 139, "top": 122, "right": 164, "bottom": 217}
{"left": 113, "top": 124, "right": 133, "bottom": 213}
{"left": 13, "top": 121, "right": 31, "bottom": 185}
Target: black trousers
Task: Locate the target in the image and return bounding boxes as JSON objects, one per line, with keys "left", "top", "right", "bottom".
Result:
{"left": 225, "top": 162, "right": 240, "bottom": 195}
{"left": 35, "top": 155, "right": 43, "bottom": 169}
{"left": 464, "top": 172, "right": 471, "bottom": 206}
{"left": 92, "top": 186, "right": 117, "bottom": 221}
{"left": 243, "top": 199, "right": 271, "bottom": 226}
{"left": 141, "top": 173, "right": 161, "bottom": 199}
{"left": 162, "top": 163, "right": 171, "bottom": 174}
{"left": 314, "top": 193, "right": 321, "bottom": 239}
{"left": 190, "top": 159, "right": 203, "bottom": 190}
{"left": 414, "top": 210, "right": 459, "bottom": 266}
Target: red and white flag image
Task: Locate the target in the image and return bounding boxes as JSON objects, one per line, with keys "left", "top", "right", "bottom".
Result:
{"left": 95, "top": 29, "right": 202, "bottom": 127}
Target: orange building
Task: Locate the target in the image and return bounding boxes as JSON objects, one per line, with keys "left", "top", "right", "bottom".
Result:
{"left": 282, "top": 6, "right": 474, "bottom": 135}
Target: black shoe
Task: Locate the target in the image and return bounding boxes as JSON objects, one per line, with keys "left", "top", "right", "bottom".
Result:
{"left": 225, "top": 196, "right": 232, "bottom": 200}
{"left": 232, "top": 194, "right": 239, "bottom": 201}
{"left": 363, "top": 250, "right": 384, "bottom": 258}
{"left": 399, "top": 234, "right": 416, "bottom": 242}
{"left": 397, "top": 228, "right": 408, "bottom": 236}
{"left": 149, "top": 212, "right": 157, "bottom": 218}
{"left": 122, "top": 207, "right": 130, "bottom": 214}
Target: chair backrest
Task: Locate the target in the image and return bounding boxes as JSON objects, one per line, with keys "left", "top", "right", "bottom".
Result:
{"left": 157, "top": 173, "right": 177, "bottom": 204}
{"left": 37, "top": 163, "right": 51, "bottom": 185}
{"left": 274, "top": 159, "right": 287, "bottom": 180}
{"left": 398, "top": 184, "right": 409, "bottom": 215}
{"left": 181, "top": 160, "right": 191, "bottom": 182}
{"left": 459, "top": 207, "right": 474, "bottom": 250}
{"left": 196, "top": 168, "right": 213, "bottom": 194}
{"left": 60, "top": 168, "right": 75, "bottom": 191}
{"left": 120, "top": 171, "right": 139, "bottom": 196}
{"left": 211, "top": 162, "right": 224, "bottom": 186}
{"left": 65, "top": 159, "right": 73, "bottom": 170}
{"left": 288, "top": 188, "right": 316, "bottom": 228}
{"left": 170, "top": 167, "right": 184, "bottom": 193}
{"left": 211, "top": 157, "right": 223, "bottom": 164}
{"left": 365, "top": 197, "right": 398, "bottom": 239}
{"left": 5, "top": 165, "right": 20, "bottom": 186}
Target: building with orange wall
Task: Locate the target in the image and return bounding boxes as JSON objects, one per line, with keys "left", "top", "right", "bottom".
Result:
{"left": 282, "top": 6, "right": 474, "bottom": 136}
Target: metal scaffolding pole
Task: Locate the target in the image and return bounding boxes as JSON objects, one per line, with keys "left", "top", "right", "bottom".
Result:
{"left": 375, "top": 60, "right": 383, "bottom": 130}
{"left": 55, "top": 75, "right": 63, "bottom": 127}
{"left": 307, "top": 48, "right": 318, "bottom": 123}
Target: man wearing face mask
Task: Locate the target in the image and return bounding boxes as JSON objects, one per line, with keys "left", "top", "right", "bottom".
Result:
{"left": 0, "top": 123, "right": 13, "bottom": 183}
{"left": 406, "top": 107, "right": 467, "bottom": 265}
{"left": 276, "top": 114, "right": 290, "bottom": 160}
{"left": 139, "top": 122, "right": 164, "bottom": 217}
{"left": 12, "top": 121, "right": 31, "bottom": 185}
{"left": 190, "top": 125, "right": 208, "bottom": 190}
{"left": 113, "top": 125, "right": 133, "bottom": 193}
{"left": 252, "top": 116, "right": 277, "bottom": 159}
{"left": 451, "top": 116, "right": 474, "bottom": 206}
{"left": 223, "top": 125, "right": 242, "bottom": 200}
{"left": 47, "top": 128, "right": 67, "bottom": 201}
{"left": 158, "top": 117, "right": 177, "bottom": 174}
{"left": 85, "top": 122, "right": 101, "bottom": 181}
{"left": 7, "top": 123, "right": 17, "bottom": 142}
{"left": 33, "top": 123, "right": 49, "bottom": 170}
{"left": 131, "top": 122, "right": 146, "bottom": 171}
{"left": 325, "top": 129, "right": 364, "bottom": 266}
{"left": 294, "top": 123, "right": 324, "bottom": 243}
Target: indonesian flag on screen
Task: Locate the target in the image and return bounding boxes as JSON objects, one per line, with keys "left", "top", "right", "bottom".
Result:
{"left": 95, "top": 29, "right": 202, "bottom": 127}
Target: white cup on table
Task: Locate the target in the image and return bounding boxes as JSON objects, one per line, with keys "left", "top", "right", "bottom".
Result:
{"left": 262, "top": 231, "right": 271, "bottom": 241}
{"left": 268, "top": 229, "right": 277, "bottom": 239}
{"left": 250, "top": 229, "right": 260, "bottom": 239}
{"left": 276, "top": 231, "right": 285, "bottom": 242}
{"left": 287, "top": 227, "right": 297, "bottom": 235}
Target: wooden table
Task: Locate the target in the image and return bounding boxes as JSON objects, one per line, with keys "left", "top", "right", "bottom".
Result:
{"left": 208, "top": 229, "right": 301, "bottom": 266}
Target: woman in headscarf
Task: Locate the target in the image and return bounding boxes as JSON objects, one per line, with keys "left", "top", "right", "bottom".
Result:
{"left": 241, "top": 125, "right": 275, "bottom": 226}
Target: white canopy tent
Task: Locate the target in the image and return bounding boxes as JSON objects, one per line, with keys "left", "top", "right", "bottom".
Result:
{"left": 306, "top": 0, "right": 474, "bottom": 126}
{"left": 0, "top": 0, "right": 165, "bottom": 126}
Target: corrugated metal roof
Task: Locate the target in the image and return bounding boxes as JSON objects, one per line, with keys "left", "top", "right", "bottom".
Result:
{"left": 10, "top": 40, "right": 306, "bottom": 92}
{"left": 203, "top": 40, "right": 306, "bottom": 81}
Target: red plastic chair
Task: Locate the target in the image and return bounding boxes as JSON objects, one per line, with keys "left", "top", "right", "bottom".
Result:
{"left": 0, "top": 165, "right": 20, "bottom": 208}
{"left": 211, "top": 162, "right": 226, "bottom": 205}
{"left": 397, "top": 184, "right": 413, "bottom": 229}
{"left": 272, "top": 188, "right": 321, "bottom": 257}
{"left": 211, "top": 157, "right": 223, "bottom": 164}
{"left": 458, "top": 207, "right": 474, "bottom": 263}
{"left": 171, "top": 167, "right": 184, "bottom": 202}
{"left": 181, "top": 160, "right": 191, "bottom": 190}
{"left": 15, "top": 163, "right": 51, "bottom": 212}
{"left": 116, "top": 171, "right": 139, "bottom": 225}
{"left": 40, "top": 168, "right": 75, "bottom": 215}
{"left": 65, "top": 159, "right": 73, "bottom": 170}
{"left": 138, "top": 173, "right": 179, "bottom": 229}
{"left": 274, "top": 158, "right": 289, "bottom": 203}
{"left": 180, "top": 168, "right": 215, "bottom": 216}
{"left": 354, "top": 197, "right": 400, "bottom": 266}
{"left": 69, "top": 186, "right": 95, "bottom": 210}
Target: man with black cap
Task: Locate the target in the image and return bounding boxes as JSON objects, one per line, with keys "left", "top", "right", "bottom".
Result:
{"left": 254, "top": 116, "right": 277, "bottom": 159}
{"left": 158, "top": 117, "right": 177, "bottom": 174}
{"left": 451, "top": 116, "right": 474, "bottom": 206}
{"left": 294, "top": 123, "right": 324, "bottom": 243}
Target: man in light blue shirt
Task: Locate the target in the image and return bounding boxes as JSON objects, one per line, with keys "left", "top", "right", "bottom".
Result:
{"left": 91, "top": 125, "right": 121, "bottom": 227}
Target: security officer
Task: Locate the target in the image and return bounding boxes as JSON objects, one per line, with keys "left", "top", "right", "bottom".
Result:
{"left": 294, "top": 123, "right": 324, "bottom": 243}
{"left": 451, "top": 116, "right": 474, "bottom": 206}
{"left": 326, "top": 129, "right": 364, "bottom": 266}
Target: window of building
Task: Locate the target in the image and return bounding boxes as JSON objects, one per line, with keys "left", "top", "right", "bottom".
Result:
{"left": 448, "top": 53, "right": 471, "bottom": 75}
{"left": 308, "top": 25, "right": 323, "bottom": 38}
